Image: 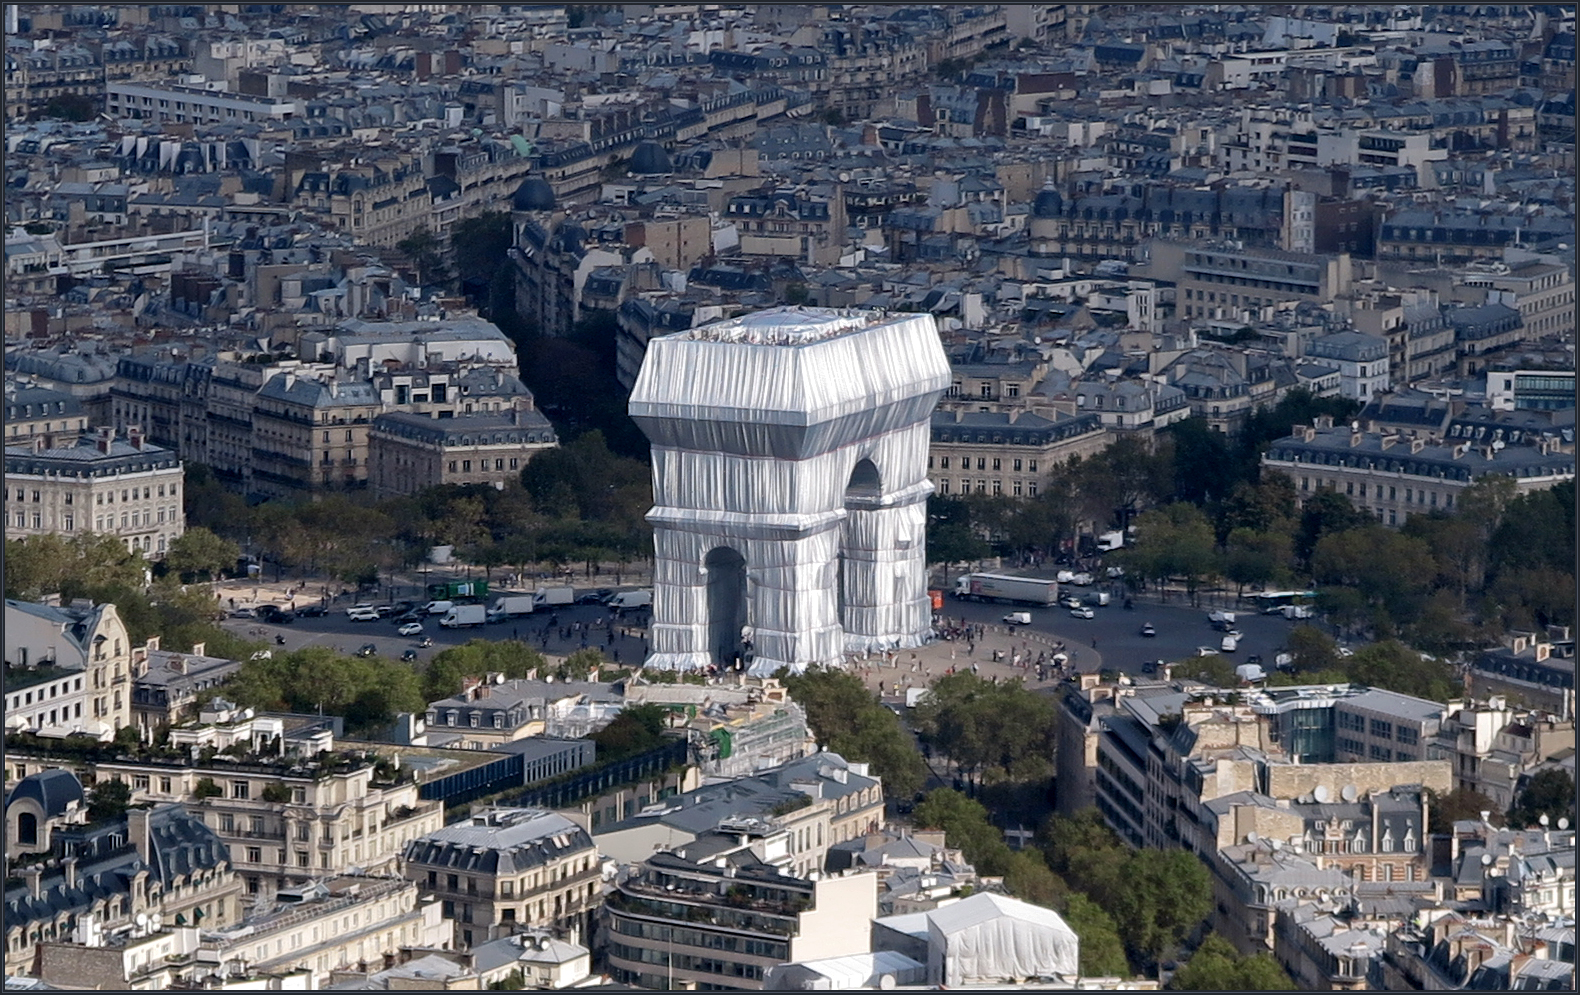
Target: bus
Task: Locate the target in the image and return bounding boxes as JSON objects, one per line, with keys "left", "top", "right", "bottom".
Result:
{"left": 1251, "top": 590, "right": 1317, "bottom": 617}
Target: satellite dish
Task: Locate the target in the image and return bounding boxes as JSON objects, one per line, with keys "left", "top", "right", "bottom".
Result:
{"left": 1481, "top": 854, "right": 1494, "bottom": 866}
{"left": 1492, "top": 439, "right": 1505, "bottom": 450}
{"left": 1540, "top": 814, "right": 1550, "bottom": 827}
{"left": 1247, "top": 831, "right": 1260, "bottom": 843}
{"left": 135, "top": 913, "right": 149, "bottom": 928}
{"left": 1271, "top": 839, "right": 1284, "bottom": 851}
{"left": 1341, "top": 785, "right": 1358, "bottom": 803}
{"left": 1313, "top": 785, "right": 1331, "bottom": 803}
{"left": 1558, "top": 818, "right": 1570, "bottom": 830}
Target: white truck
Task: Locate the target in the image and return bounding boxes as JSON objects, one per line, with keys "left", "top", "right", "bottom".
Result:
{"left": 533, "top": 587, "right": 575, "bottom": 608}
{"left": 953, "top": 573, "right": 1059, "bottom": 606}
{"left": 440, "top": 604, "right": 487, "bottom": 628}
{"left": 1096, "top": 530, "right": 1125, "bottom": 552}
{"left": 1277, "top": 604, "right": 1315, "bottom": 620}
{"left": 487, "top": 595, "right": 536, "bottom": 623}
{"left": 1207, "top": 610, "right": 1238, "bottom": 631}
{"left": 608, "top": 590, "right": 652, "bottom": 612}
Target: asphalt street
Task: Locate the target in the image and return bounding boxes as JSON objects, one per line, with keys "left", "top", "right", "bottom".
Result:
{"left": 936, "top": 592, "right": 1305, "bottom": 673}
{"left": 223, "top": 588, "right": 1310, "bottom": 678}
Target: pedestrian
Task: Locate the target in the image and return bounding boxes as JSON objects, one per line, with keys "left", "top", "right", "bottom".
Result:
{"left": 1092, "top": 637, "right": 1098, "bottom": 649}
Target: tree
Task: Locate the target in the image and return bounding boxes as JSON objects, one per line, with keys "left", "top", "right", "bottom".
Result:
{"left": 1110, "top": 849, "right": 1212, "bottom": 975}
{"left": 1061, "top": 892, "right": 1132, "bottom": 978}
{"left": 452, "top": 212, "right": 514, "bottom": 302}
{"left": 911, "top": 673, "right": 1058, "bottom": 789}
{"left": 927, "top": 521, "right": 990, "bottom": 586}
{"left": 1221, "top": 528, "right": 1292, "bottom": 594}
{"left": 39, "top": 93, "right": 97, "bottom": 121}
{"left": 593, "top": 703, "right": 670, "bottom": 762}
{"left": 395, "top": 226, "right": 448, "bottom": 287}
{"left": 1168, "top": 934, "right": 1295, "bottom": 991}
{"left": 87, "top": 780, "right": 133, "bottom": 824}
{"left": 1344, "top": 640, "right": 1458, "bottom": 702}
{"left": 1507, "top": 769, "right": 1575, "bottom": 829}
{"left": 165, "top": 527, "right": 241, "bottom": 581}
{"left": 780, "top": 667, "right": 927, "bottom": 799}
{"left": 1295, "top": 489, "right": 1375, "bottom": 568}
{"left": 1285, "top": 625, "right": 1341, "bottom": 675}
{"left": 1428, "top": 787, "right": 1503, "bottom": 833}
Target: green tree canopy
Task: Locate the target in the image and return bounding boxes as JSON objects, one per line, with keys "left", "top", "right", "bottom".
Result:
{"left": 165, "top": 527, "right": 241, "bottom": 581}
{"left": 779, "top": 666, "right": 926, "bottom": 800}
{"left": 1168, "top": 934, "right": 1295, "bottom": 990}
{"left": 1507, "top": 769, "right": 1575, "bottom": 829}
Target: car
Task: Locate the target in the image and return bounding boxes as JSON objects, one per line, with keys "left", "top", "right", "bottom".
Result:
{"left": 576, "top": 589, "right": 614, "bottom": 605}
{"left": 374, "top": 605, "right": 399, "bottom": 618}
{"left": 394, "top": 610, "right": 425, "bottom": 624}
{"left": 397, "top": 622, "right": 424, "bottom": 637}
{"left": 1140, "top": 623, "right": 1156, "bottom": 637}
{"left": 297, "top": 604, "right": 329, "bottom": 617}
{"left": 356, "top": 643, "right": 379, "bottom": 658}
{"left": 1069, "top": 606, "right": 1095, "bottom": 619}
{"left": 1141, "top": 659, "right": 1157, "bottom": 674}
{"left": 401, "top": 649, "right": 419, "bottom": 662}
{"left": 230, "top": 607, "right": 256, "bottom": 619}
{"left": 1003, "top": 611, "right": 1032, "bottom": 625}
{"left": 1059, "top": 595, "right": 1084, "bottom": 609}
{"left": 346, "top": 603, "right": 377, "bottom": 616}
{"left": 347, "top": 608, "right": 380, "bottom": 622}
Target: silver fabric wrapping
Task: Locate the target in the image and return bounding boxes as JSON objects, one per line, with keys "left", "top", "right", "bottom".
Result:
{"left": 629, "top": 308, "right": 950, "bottom": 675}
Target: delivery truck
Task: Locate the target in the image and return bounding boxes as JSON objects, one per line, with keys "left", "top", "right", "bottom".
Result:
{"left": 440, "top": 604, "right": 487, "bottom": 628}
{"left": 487, "top": 595, "right": 536, "bottom": 622}
{"left": 533, "top": 587, "right": 575, "bottom": 608}
{"left": 608, "top": 590, "right": 652, "bottom": 612}
{"left": 952, "top": 573, "right": 1059, "bottom": 606}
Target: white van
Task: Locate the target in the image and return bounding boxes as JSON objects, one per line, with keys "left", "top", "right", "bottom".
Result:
{"left": 609, "top": 590, "right": 653, "bottom": 611}
{"left": 424, "top": 600, "right": 454, "bottom": 615}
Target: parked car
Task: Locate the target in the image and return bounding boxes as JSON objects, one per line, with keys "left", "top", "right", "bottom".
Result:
{"left": 1140, "top": 623, "right": 1156, "bottom": 637}
{"left": 347, "top": 607, "right": 379, "bottom": 622}
{"left": 356, "top": 643, "right": 379, "bottom": 658}
{"left": 230, "top": 607, "right": 256, "bottom": 619}
{"left": 297, "top": 604, "right": 329, "bottom": 618}
{"left": 576, "top": 589, "right": 614, "bottom": 605}
{"left": 397, "top": 622, "right": 424, "bottom": 637}
{"left": 1069, "top": 606, "right": 1095, "bottom": 619}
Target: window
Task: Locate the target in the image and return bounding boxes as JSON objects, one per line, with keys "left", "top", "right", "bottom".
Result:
{"left": 992, "top": 458, "right": 1001, "bottom": 471}
{"left": 1013, "top": 458, "right": 1022, "bottom": 471}
{"left": 220, "top": 814, "right": 236, "bottom": 833}
{"left": 940, "top": 457, "right": 950, "bottom": 469}
{"left": 246, "top": 847, "right": 261, "bottom": 863}
{"left": 1027, "top": 460, "right": 1038, "bottom": 472}
{"left": 231, "top": 781, "right": 250, "bottom": 800}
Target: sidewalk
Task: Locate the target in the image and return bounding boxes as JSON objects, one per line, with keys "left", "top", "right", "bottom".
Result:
{"left": 850, "top": 617, "right": 1102, "bottom": 705}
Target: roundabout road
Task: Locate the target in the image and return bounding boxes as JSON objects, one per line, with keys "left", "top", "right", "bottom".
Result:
{"left": 936, "top": 591, "right": 1304, "bottom": 674}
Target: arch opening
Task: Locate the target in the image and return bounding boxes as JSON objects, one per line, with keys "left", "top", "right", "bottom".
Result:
{"left": 704, "top": 547, "right": 747, "bottom": 668}
{"left": 16, "top": 811, "right": 39, "bottom": 847}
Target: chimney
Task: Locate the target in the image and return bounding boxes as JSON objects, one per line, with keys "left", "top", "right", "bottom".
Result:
{"left": 63, "top": 856, "right": 78, "bottom": 890}
{"left": 190, "top": 642, "right": 204, "bottom": 657}
{"left": 127, "top": 807, "right": 153, "bottom": 864}
{"left": 128, "top": 426, "right": 144, "bottom": 451}
{"left": 1314, "top": 414, "right": 1334, "bottom": 429}
{"left": 1483, "top": 446, "right": 1496, "bottom": 461}
{"left": 1410, "top": 438, "right": 1426, "bottom": 454}
{"left": 954, "top": 409, "right": 964, "bottom": 422}
{"left": 97, "top": 427, "right": 113, "bottom": 454}
{"left": 1453, "top": 443, "right": 1468, "bottom": 459}
{"left": 23, "top": 868, "right": 43, "bottom": 899}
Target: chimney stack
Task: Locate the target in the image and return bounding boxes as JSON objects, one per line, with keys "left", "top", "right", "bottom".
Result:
{"left": 63, "top": 856, "right": 78, "bottom": 890}
{"left": 128, "top": 426, "right": 144, "bottom": 451}
{"left": 127, "top": 807, "right": 153, "bottom": 864}
{"left": 23, "top": 867, "right": 43, "bottom": 899}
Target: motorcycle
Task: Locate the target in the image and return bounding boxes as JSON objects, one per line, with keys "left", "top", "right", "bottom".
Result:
{"left": 419, "top": 636, "right": 434, "bottom": 648}
{"left": 275, "top": 635, "right": 286, "bottom": 646}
